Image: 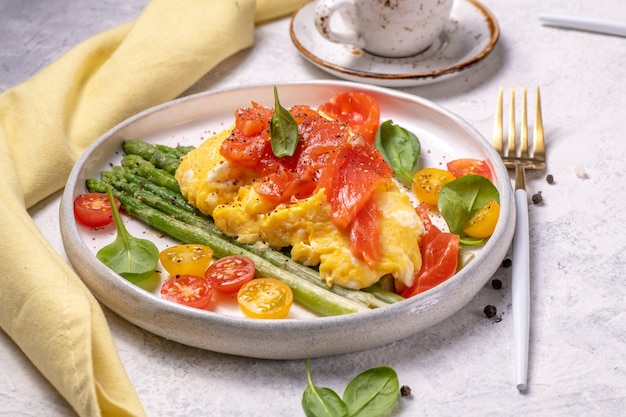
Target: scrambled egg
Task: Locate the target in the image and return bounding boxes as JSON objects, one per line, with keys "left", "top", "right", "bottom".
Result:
{"left": 176, "top": 128, "right": 423, "bottom": 290}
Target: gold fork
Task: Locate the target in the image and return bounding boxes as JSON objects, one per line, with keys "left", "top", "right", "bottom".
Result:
{"left": 493, "top": 87, "right": 545, "bottom": 392}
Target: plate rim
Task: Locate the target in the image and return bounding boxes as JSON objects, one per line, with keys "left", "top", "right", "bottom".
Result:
{"left": 60, "top": 79, "right": 514, "bottom": 359}
{"left": 289, "top": 0, "right": 500, "bottom": 86}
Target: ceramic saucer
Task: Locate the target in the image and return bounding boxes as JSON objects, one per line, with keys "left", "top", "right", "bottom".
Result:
{"left": 289, "top": 0, "right": 500, "bottom": 88}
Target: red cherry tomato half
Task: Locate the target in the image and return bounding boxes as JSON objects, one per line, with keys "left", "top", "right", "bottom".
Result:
{"left": 160, "top": 275, "right": 213, "bottom": 309}
{"left": 318, "top": 92, "right": 381, "bottom": 144}
{"left": 446, "top": 159, "right": 494, "bottom": 182}
{"left": 204, "top": 255, "right": 256, "bottom": 293}
{"left": 73, "top": 193, "right": 121, "bottom": 227}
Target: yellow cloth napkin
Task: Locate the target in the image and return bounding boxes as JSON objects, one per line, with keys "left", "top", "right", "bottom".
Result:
{"left": 0, "top": 0, "right": 305, "bottom": 416}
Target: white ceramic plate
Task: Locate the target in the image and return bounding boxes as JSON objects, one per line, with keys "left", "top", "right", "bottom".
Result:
{"left": 289, "top": 0, "right": 499, "bottom": 87}
{"left": 60, "top": 80, "right": 514, "bottom": 359}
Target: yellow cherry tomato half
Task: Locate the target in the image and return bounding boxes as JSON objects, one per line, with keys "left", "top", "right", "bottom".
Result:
{"left": 412, "top": 168, "right": 456, "bottom": 207}
{"left": 237, "top": 278, "right": 293, "bottom": 319}
{"left": 462, "top": 199, "right": 500, "bottom": 239}
{"left": 159, "top": 244, "right": 214, "bottom": 277}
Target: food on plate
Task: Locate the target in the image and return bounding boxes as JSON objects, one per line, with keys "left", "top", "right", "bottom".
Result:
{"left": 447, "top": 158, "right": 493, "bottom": 182}
{"left": 159, "top": 244, "right": 214, "bottom": 277}
{"left": 437, "top": 174, "right": 500, "bottom": 246}
{"left": 411, "top": 168, "right": 456, "bottom": 208}
{"left": 73, "top": 192, "right": 120, "bottom": 227}
{"left": 462, "top": 199, "right": 500, "bottom": 239}
{"left": 82, "top": 89, "right": 501, "bottom": 317}
{"left": 86, "top": 173, "right": 376, "bottom": 316}
{"left": 237, "top": 277, "right": 293, "bottom": 319}
{"left": 317, "top": 91, "right": 381, "bottom": 144}
{"left": 374, "top": 120, "right": 421, "bottom": 183}
{"left": 204, "top": 255, "right": 255, "bottom": 293}
{"left": 176, "top": 95, "right": 423, "bottom": 291}
{"left": 161, "top": 275, "right": 213, "bottom": 309}
{"left": 400, "top": 203, "right": 459, "bottom": 297}
{"left": 95, "top": 187, "right": 159, "bottom": 283}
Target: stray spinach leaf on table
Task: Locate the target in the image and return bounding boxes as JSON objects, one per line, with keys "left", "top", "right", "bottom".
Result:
{"left": 302, "top": 358, "right": 399, "bottom": 417}
{"left": 96, "top": 186, "right": 159, "bottom": 283}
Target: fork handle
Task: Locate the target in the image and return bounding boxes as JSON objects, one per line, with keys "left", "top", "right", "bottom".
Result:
{"left": 512, "top": 188, "right": 530, "bottom": 392}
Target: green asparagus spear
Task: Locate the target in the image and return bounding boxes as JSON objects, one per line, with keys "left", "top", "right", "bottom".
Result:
{"left": 109, "top": 167, "right": 200, "bottom": 214}
{"left": 98, "top": 175, "right": 210, "bottom": 229}
{"left": 123, "top": 140, "right": 182, "bottom": 175}
{"left": 155, "top": 143, "right": 195, "bottom": 159}
{"left": 121, "top": 154, "right": 180, "bottom": 193}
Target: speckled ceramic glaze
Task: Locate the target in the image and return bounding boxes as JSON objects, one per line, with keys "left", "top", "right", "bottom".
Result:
{"left": 291, "top": 0, "right": 499, "bottom": 87}
{"left": 314, "top": 0, "right": 454, "bottom": 58}
{"left": 59, "top": 80, "right": 514, "bottom": 360}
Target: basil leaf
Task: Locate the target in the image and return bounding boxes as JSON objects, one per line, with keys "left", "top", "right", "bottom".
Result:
{"left": 270, "top": 85, "right": 299, "bottom": 157}
{"left": 438, "top": 175, "right": 500, "bottom": 238}
{"left": 374, "top": 120, "right": 421, "bottom": 183}
{"left": 343, "top": 366, "right": 399, "bottom": 417}
{"left": 302, "top": 359, "right": 348, "bottom": 417}
{"left": 96, "top": 187, "right": 159, "bottom": 283}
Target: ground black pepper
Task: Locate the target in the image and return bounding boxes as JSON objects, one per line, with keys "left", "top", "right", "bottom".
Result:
{"left": 484, "top": 305, "right": 497, "bottom": 318}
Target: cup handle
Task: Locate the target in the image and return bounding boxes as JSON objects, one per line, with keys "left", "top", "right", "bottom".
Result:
{"left": 314, "top": 0, "right": 364, "bottom": 47}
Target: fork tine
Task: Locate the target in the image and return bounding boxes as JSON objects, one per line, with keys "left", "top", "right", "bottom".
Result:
{"left": 533, "top": 87, "right": 545, "bottom": 162}
{"left": 520, "top": 88, "right": 529, "bottom": 158}
{"left": 508, "top": 89, "right": 516, "bottom": 157}
{"left": 493, "top": 87, "right": 504, "bottom": 154}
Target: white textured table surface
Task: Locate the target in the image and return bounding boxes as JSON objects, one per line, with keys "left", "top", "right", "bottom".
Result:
{"left": 2, "top": 0, "right": 626, "bottom": 415}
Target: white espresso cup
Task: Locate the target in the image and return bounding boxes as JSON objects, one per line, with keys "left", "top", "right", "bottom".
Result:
{"left": 314, "top": 0, "right": 454, "bottom": 58}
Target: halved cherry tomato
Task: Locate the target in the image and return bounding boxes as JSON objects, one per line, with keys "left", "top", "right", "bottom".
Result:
{"left": 402, "top": 203, "right": 459, "bottom": 298}
{"left": 412, "top": 168, "right": 456, "bottom": 208}
{"left": 204, "top": 255, "right": 256, "bottom": 293}
{"left": 318, "top": 91, "right": 381, "bottom": 144}
{"left": 73, "top": 193, "right": 121, "bottom": 228}
{"left": 462, "top": 199, "right": 500, "bottom": 238}
{"left": 160, "top": 275, "right": 213, "bottom": 309}
{"left": 237, "top": 278, "right": 293, "bottom": 319}
{"left": 159, "top": 244, "right": 214, "bottom": 277}
{"left": 447, "top": 158, "right": 493, "bottom": 182}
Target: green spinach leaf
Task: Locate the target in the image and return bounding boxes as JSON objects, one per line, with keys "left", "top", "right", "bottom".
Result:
{"left": 374, "top": 120, "right": 421, "bottom": 183}
{"left": 302, "top": 359, "right": 400, "bottom": 417}
{"left": 270, "top": 85, "right": 299, "bottom": 157}
{"left": 438, "top": 175, "right": 500, "bottom": 245}
{"left": 96, "top": 187, "right": 159, "bottom": 283}
{"left": 343, "top": 366, "right": 399, "bottom": 417}
{"left": 302, "top": 359, "right": 348, "bottom": 417}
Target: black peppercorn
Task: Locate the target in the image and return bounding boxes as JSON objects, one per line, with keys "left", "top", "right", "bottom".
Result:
{"left": 532, "top": 191, "right": 543, "bottom": 204}
{"left": 491, "top": 279, "right": 502, "bottom": 289}
{"left": 484, "top": 305, "right": 497, "bottom": 318}
{"left": 546, "top": 174, "right": 554, "bottom": 184}
{"left": 400, "top": 385, "right": 412, "bottom": 397}
{"left": 502, "top": 258, "right": 512, "bottom": 268}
